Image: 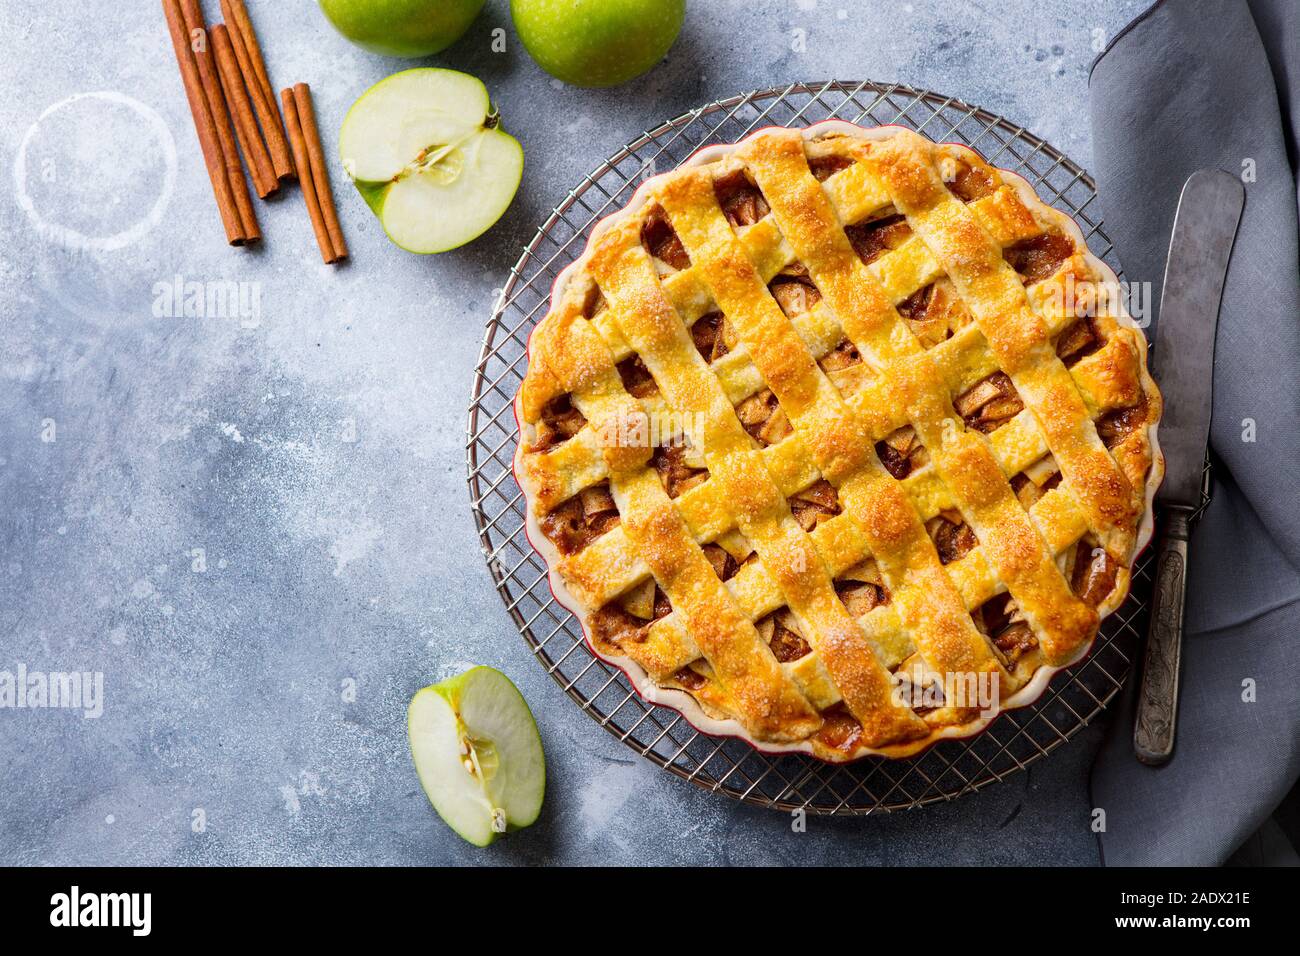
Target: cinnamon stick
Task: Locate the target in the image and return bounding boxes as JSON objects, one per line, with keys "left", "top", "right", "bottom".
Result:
{"left": 222, "top": 0, "right": 294, "bottom": 180}
{"left": 212, "top": 24, "right": 277, "bottom": 199}
{"left": 161, "top": 0, "right": 245, "bottom": 244}
{"left": 178, "top": 0, "right": 259, "bottom": 242}
{"left": 292, "top": 84, "right": 349, "bottom": 261}
{"left": 281, "top": 89, "right": 339, "bottom": 264}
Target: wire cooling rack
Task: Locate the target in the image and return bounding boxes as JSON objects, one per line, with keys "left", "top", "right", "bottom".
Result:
{"left": 467, "top": 81, "right": 1155, "bottom": 814}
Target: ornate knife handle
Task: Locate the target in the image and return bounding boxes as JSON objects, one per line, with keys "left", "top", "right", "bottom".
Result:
{"left": 1133, "top": 507, "right": 1192, "bottom": 765}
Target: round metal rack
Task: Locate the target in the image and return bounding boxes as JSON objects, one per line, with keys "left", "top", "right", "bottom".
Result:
{"left": 467, "top": 80, "right": 1154, "bottom": 814}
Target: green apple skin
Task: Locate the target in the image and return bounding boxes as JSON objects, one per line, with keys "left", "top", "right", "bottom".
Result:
{"left": 340, "top": 69, "right": 524, "bottom": 254}
{"left": 511, "top": 0, "right": 686, "bottom": 88}
{"left": 408, "top": 666, "right": 545, "bottom": 848}
{"left": 318, "top": 0, "right": 486, "bottom": 58}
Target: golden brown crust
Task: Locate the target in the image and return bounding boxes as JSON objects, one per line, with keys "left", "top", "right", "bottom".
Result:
{"left": 516, "top": 125, "right": 1161, "bottom": 761}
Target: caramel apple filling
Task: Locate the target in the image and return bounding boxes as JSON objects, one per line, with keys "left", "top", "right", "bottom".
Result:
{"left": 700, "top": 545, "right": 736, "bottom": 583}
{"left": 649, "top": 438, "right": 709, "bottom": 499}
{"left": 736, "top": 388, "right": 792, "bottom": 446}
{"left": 756, "top": 607, "right": 812, "bottom": 663}
{"left": 953, "top": 371, "right": 1024, "bottom": 433}
{"left": 788, "top": 479, "right": 841, "bottom": 532}
{"left": 820, "top": 337, "right": 862, "bottom": 374}
{"left": 893, "top": 658, "right": 943, "bottom": 716}
{"left": 897, "top": 278, "right": 972, "bottom": 349}
{"left": 590, "top": 578, "right": 673, "bottom": 649}
{"left": 642, "top": 205, "right": 690, "bottom": 271}
{"left": 875, "top": 425, "right": 929, "bottom": 480}
{"left": 973, "top": 592, "right": 1037, "bottom": 666}
{"left": 714, "top": 169, "right": 770, "bottom": 227}
{"left": 808, "top": 154, "right": 854, "bottom": 181}
{"left": 926, "top": 509, "right": 978, "bottom": 564}
{"left": 672, "top": 665, "right": 707, "bottom": 690}
{"left": 845, "top": 211, "right": 913, "bottom": 265}
{"left": 580, "top": 283, "right": 607, "bottom": 319}
{"left": 1069, "top": 539, "right": 1118, "bottom": 608}
{"left": 768, "top": 264, "right": 823, "bottom": 318}
{"left": 835, "top": 559, "right": 889, "bottom": 618}
{"left": 539, "top": 481, "right": 620, "bottom": 556}
{"left": 691, "top": 310, "right": 734, "bottom": 363}
{"left": 945, "top": 156, "right": 1000, "bottom": 202}
{"left": 1003, "top": 231, "right": 1075, "bottom": 285}
{"left": 1096, "top": 396, "right": 1149, "bottom": 449}
{"left": 818, "top": 338, "right": 868, "bottom": 397}
{"left": 702, "top": 530, "right": 754, "bottom": 584}
{"left": 1055, "top": 316, "right": 1103, "bottom": 367}
{"left": 1009, "top": 455, "right": 1062, "bottom": 510}
{"left": 531, "top": 393, "right": 587, "bottom": 453}
{"left": 813, "top": 702, "right": 863, "bottom": 754}
{"left": 617, "top": 354, "right": 658, "bottom": 399}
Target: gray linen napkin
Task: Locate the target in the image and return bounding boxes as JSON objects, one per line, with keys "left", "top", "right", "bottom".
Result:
{"left": 1087, "top": 0, "right": 1300, "bottom": 866}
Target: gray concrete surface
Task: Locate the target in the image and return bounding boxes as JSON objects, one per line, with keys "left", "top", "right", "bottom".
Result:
{"left": 0, "top": 0, "right": 1150, "bottom": 865}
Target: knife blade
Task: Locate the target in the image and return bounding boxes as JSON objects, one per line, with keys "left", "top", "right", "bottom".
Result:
{"left": 1152, "top": 170, "right": 1245, "bottom": 508}
{"left": 1134, "top": 169, "right": 1244, "bottom": 766}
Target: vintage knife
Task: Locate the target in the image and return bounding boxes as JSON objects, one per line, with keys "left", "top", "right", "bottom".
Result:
{"left": 1133, "top": 169, "right": 1244, "bottom": 766}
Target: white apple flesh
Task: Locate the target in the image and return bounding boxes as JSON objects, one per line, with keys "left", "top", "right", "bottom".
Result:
{"left": 340, "top": 69, "right": 523, "bottom": 254}
{"left": 407, "top": 666, "right": 545, "bottom": 847}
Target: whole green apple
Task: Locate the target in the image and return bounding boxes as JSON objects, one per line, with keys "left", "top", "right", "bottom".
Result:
{"left": 318, "top": 0, "right": 486, "bottom": 58}
{"left": 511, "top": 0, "right": 686, "bottom": 87}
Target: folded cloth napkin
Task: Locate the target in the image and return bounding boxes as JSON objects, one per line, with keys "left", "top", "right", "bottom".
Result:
{"left": 1088, "top": 0, "right": 1300, "bottom": 866}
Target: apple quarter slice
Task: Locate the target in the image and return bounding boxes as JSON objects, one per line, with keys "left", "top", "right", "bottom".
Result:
{"left": 408, "top": 666, "right": 545, "bottom": 847}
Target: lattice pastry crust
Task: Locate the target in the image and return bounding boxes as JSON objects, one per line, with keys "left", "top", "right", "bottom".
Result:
{"left": 515, "top": 123, "right": 1162, "bottom": 761}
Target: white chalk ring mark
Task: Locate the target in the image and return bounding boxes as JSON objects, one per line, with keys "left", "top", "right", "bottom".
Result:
{"left": 13, "top": 91, "right": 177, "bottom": 253}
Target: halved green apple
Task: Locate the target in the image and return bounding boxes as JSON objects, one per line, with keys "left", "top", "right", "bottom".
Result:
{"left": 407, "top": 666, "right": 545, "bottom": 847}
{"left": 340, "top": 69, "right": 523, "bottom": 254}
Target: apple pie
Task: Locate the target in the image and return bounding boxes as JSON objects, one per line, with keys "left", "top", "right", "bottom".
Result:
{"left": 515, "top": 123, "right": 1162, "bottom": 761}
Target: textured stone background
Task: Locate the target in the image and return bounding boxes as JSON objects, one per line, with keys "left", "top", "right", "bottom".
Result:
{"left": 0, "top": 0, "right": 1149, "bottom": 865}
